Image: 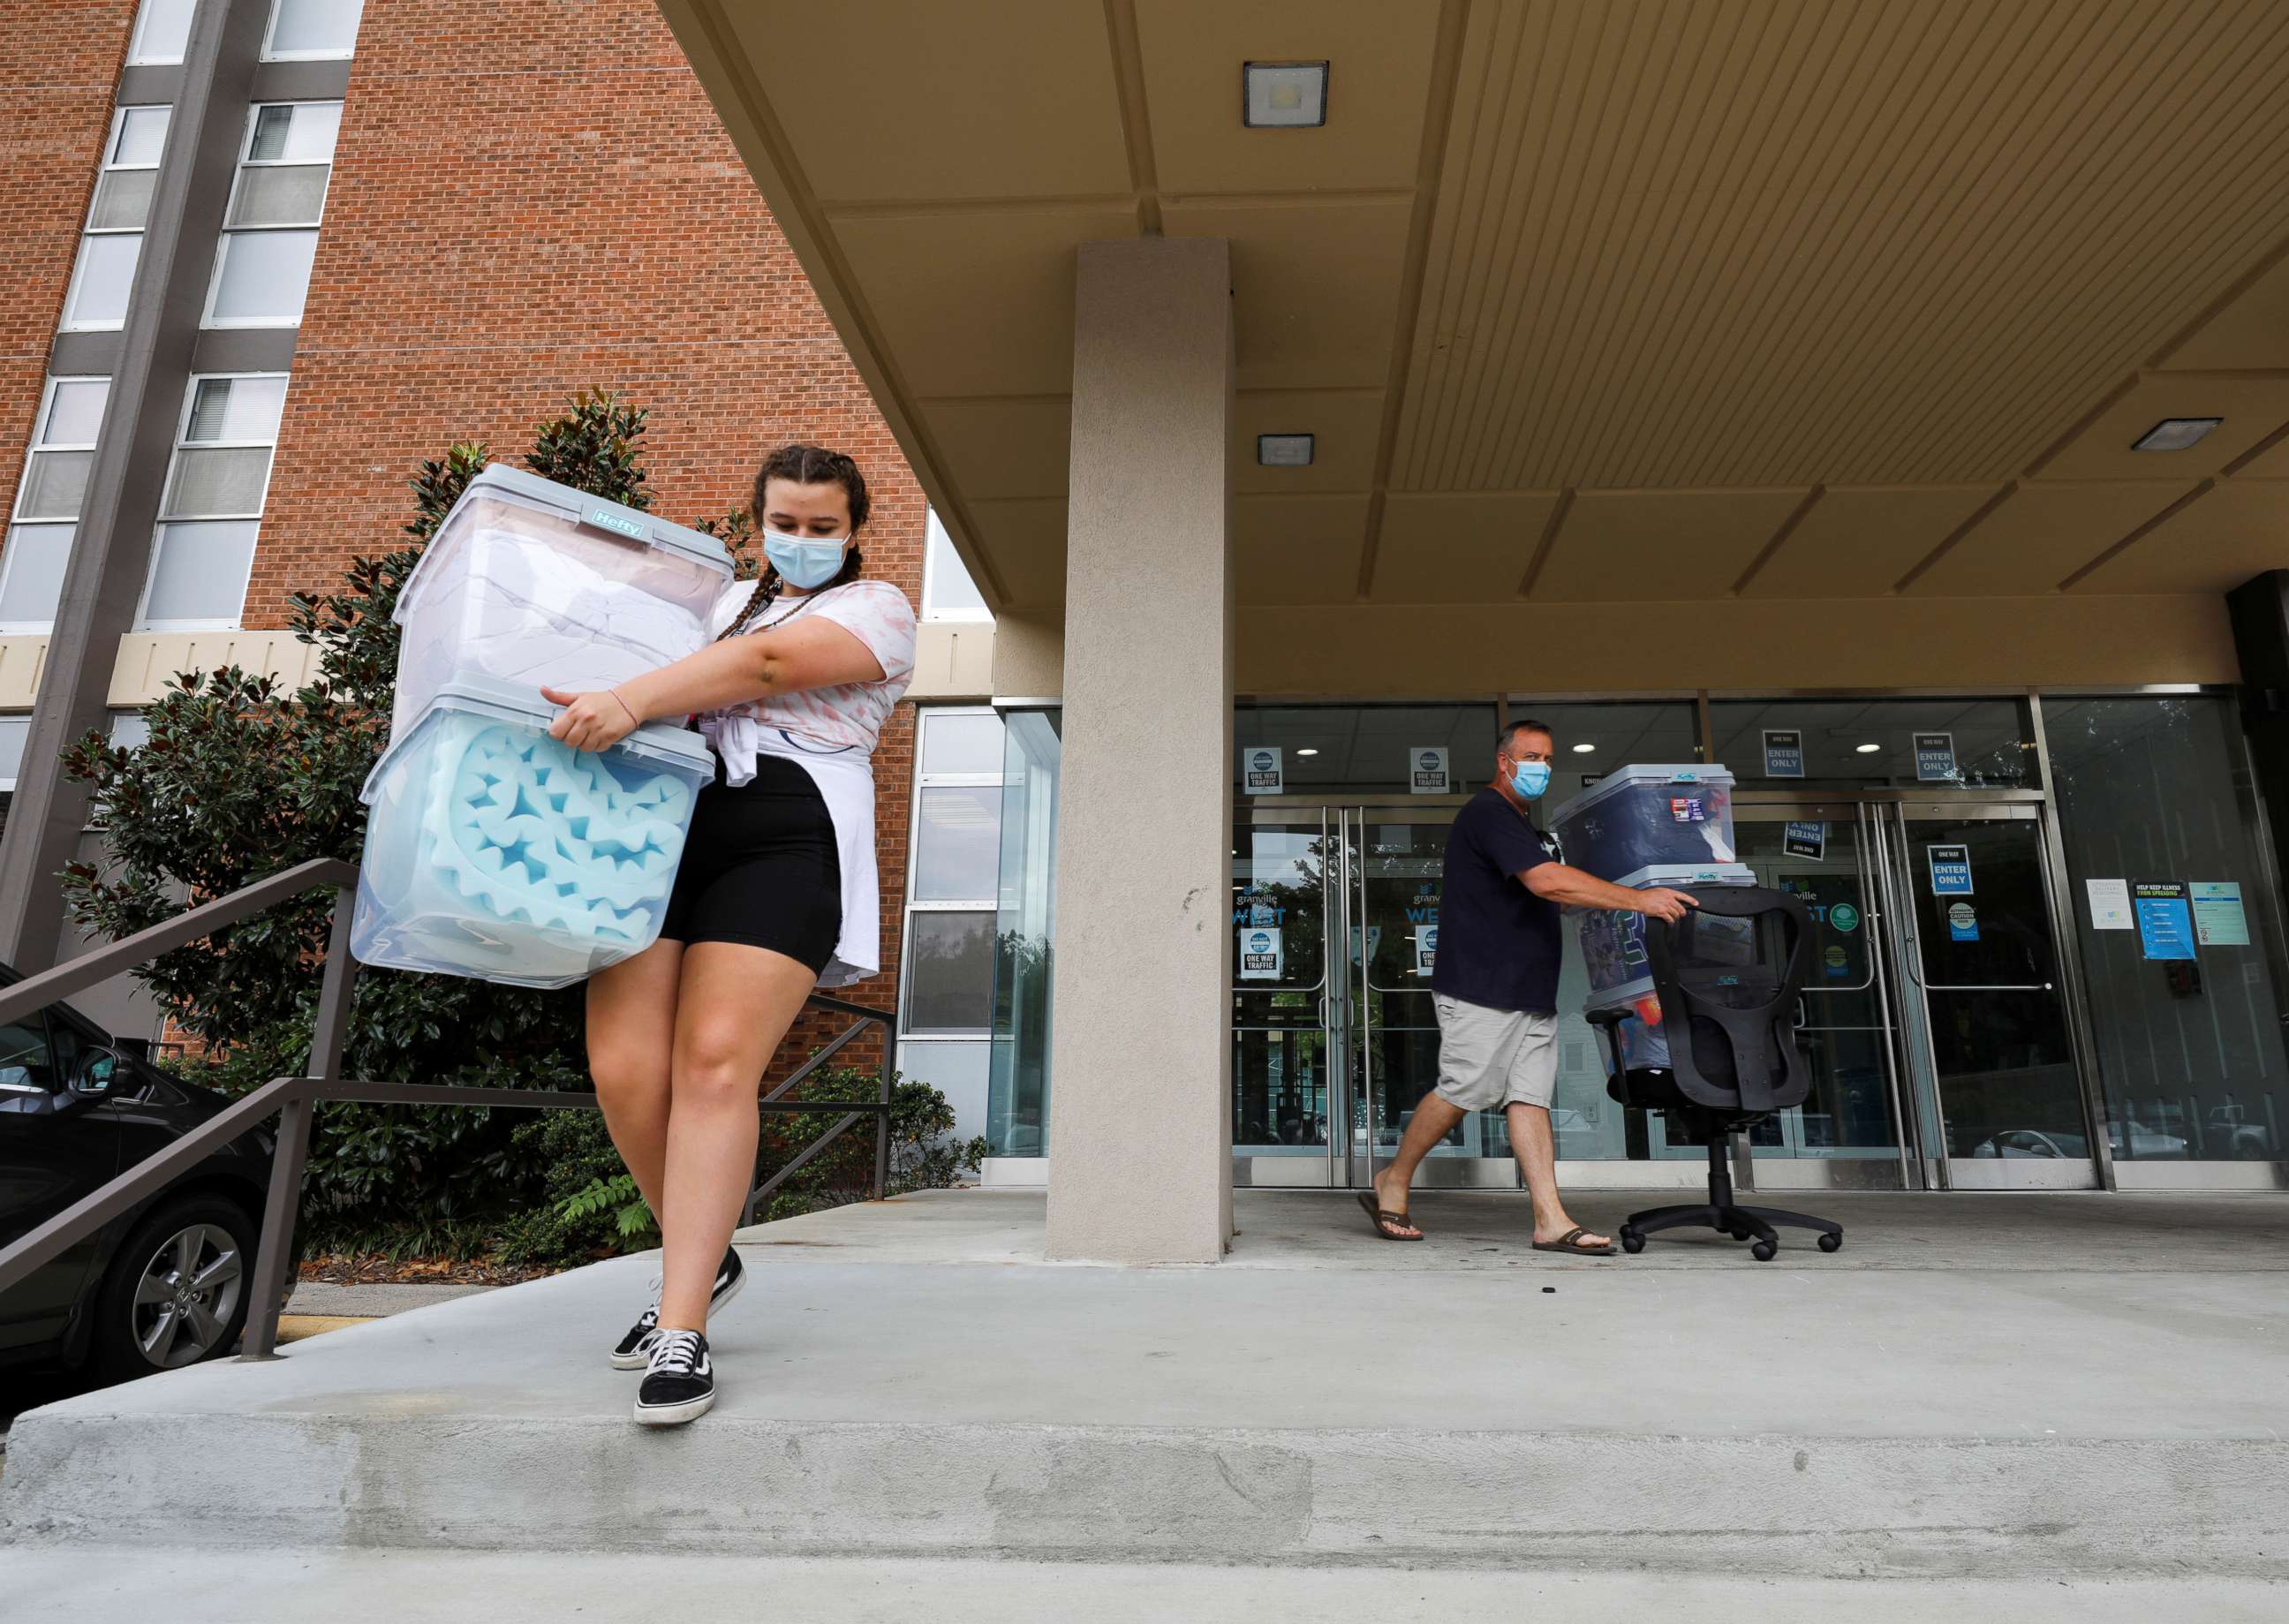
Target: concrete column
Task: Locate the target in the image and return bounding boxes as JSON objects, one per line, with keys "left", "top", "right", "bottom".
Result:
{"left": 1045, "top": 238, "right": 1234, "bottom": 1263}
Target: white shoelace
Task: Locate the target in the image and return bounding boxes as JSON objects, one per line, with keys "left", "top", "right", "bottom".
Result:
{"left": 647, "top": 1327, "right": 704, "bottom": 1378}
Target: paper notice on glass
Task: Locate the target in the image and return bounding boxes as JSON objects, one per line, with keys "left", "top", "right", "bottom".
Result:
{"left": 2191, "top": 881, "right": 2250, "bottom": 946}
{"left": 2085, "top": 878, "right": 2133, "bottom": 931}
{"left": 1239, "top": 926, "right": 1282, "bottom": 979}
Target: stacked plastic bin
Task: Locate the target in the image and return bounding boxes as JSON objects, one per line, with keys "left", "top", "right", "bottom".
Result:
{"left": 1547, "top": 765, "right": 1749, "bottom": 1073}
{"left": 352, "top": 468, "right": 734, "bottom": 988}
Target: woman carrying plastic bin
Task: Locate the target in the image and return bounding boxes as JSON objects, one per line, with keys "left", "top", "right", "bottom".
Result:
{"left": 542, "top": 444, "right": 914, "bottom": 1427}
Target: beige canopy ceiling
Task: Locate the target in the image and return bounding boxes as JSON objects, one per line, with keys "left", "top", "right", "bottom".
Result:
{"left": 661, "top": 0, "right": 2289, "bottom": 614}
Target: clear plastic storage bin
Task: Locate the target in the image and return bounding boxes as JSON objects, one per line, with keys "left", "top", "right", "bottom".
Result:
{"left": 389, "top": 465, "right": 734, "bottom": 740}
{"left": 1575, "top": 862, "right": 1757, "bottom": 996}
{"left": 354, "top": 677, "right": 713, "bottom": 989}
{"left": 1587, "top": 986, "right": 1671, "bottom": 1075}
{"left": 1546, "top": 764, "right": 1736, "bottom": 880}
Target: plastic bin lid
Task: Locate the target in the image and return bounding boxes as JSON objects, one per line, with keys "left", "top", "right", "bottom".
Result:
{"left": 1545, "top": 762, "right": 1735, "bottom": 827}
{"left": 1609, "top": 862, "right": 1757, "bottom": 889}
{"left": 426, "top": 464, "right": 734, "bottom": 578}
{"left": 359, "top": 673, "right": 713, "bottom": 804}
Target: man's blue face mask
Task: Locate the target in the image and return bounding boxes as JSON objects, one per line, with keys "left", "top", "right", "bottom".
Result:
{"left": 1508, "top": 758, "right": 1552, "bottom": 799}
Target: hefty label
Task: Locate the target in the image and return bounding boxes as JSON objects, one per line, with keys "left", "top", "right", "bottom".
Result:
{"left": 1669, "top": 797, "right": 1706, "bottom": 823}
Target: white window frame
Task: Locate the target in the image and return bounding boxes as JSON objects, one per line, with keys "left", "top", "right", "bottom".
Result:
{"left": 135, "top": 371, "right": 287, "bottom": 632}
{"left": 899, "top": 706, "right": 1005, "bottom": 1040}
{"left": 60, "top": 107, "right": 170, "bottom": 334}
{"left": 920, "top": 509, "right": 993, "bottom": 623}
{"left": 126, "top": 0, "right": 195, "bottom": 66}
{"left": 0, "top": 715, "right": 29, "bottom": 792}
{"left": 0, "top": 376, "right": 111, "bottom": 632}
{"left": 262, "top": 0, "right": 366, "bottom": 60}
{"left": 201, "top": 100, "right": 339, "bottom": 331}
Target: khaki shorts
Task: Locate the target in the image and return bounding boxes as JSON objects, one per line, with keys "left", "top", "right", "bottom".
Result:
{"left": 1432, "top": 993, "right": 1560, "bottom": 1112}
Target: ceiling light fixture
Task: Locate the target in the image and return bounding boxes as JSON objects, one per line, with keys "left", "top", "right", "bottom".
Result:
{"left": 1257, "top": 433, "right": 1315, "bottom": 466}
{"left": 1296, "top": 747, "right": 1319, "bottom": 756}
{"left": 1572, "top": 743, "right": 1596, "bottom": 753}
{"left": 1243, "top": 61, "right": 1328, "bottom": 128}
{"left": 1855, "top": 743, "right": 1882, "bottom": 754}
{"left": 2132, "top": 416, "right": 2223, "bottom": 452}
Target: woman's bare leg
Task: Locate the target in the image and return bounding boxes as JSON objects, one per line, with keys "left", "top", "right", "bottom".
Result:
{"left": 655, "top": 941, "right": 819, "bottom": 1333}
{"left": 585, "top": 939, "right": 685, "bottom": 1219}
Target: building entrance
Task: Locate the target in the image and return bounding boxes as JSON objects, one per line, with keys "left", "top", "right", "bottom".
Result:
{"left": 1232, "top": 792, "right": 2099, "bottom": 1192}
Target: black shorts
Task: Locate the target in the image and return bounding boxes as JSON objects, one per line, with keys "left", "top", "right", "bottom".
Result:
{"left": 658, "top": 753, "right": 842, "bottom": 974}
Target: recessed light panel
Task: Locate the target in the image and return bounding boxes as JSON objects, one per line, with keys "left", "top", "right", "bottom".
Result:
{"left": 1855, "top": 743, "right": 1882, "bottom": 754}
{"left": 1572, "top": 743, "right": 1596, "bottom": 753}
{"left": 1243, "top": 61, "right": 1327, "bottom": 128}
{"left": 1257, "top": 433, "right": 1315, "bottom": 466}
{"left": 2131, "top": 416, "right": 2223, "bottom": 452}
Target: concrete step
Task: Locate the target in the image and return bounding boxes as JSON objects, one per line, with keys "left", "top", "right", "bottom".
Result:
{"left": 8, "top": 1190, "right": 2289, "bottom": 1581}
{"left": 3, "top": 1546, "right": 2284, "bottom": 1623}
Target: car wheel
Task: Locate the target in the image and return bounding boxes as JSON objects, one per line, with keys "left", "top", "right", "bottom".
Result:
{"left": 90, "top": 1196, "right": 259, "bottom": 1380}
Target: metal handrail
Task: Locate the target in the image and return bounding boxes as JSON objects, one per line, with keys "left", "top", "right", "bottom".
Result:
{"left": 0, "top": 862, "right": 897, "bottom": 1361}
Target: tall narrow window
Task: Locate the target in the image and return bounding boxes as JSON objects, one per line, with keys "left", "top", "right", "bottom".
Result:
{"left": 127, "top": 0, "right": 196, "bottom": 65}
{"left": 265, "top": 0, "right": 366, "bottom": 59}
{"left": 0, "top": 378, "right": 111, "bottom": 631}
{"left": 61, "top": 107, "right": 170, "bottom": 332}
{"left": 921, "top": 509, "right": 991, "bottom": 621}
{"left": 139, "top": 374, "right": 287, "bottom": 629}
{"left": 204, "top": 102, "right": 340, "bottom": 329}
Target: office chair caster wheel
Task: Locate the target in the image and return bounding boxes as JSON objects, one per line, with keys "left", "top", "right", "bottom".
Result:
{"left": 1620, "top": 1227, "right": 1644, "bottom": 1254}
{"left": 1724, "top": 1224, "right": 1751, "bottom": 1242}
{"left": 1817, "top": 1232, "right": 1842, "bottom": 1253}
{"left": 1749, "top": 1239, "right": 1779, "bottom": 1262}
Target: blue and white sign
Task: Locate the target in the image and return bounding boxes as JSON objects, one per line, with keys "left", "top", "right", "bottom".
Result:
{"left": 1414, "top": 925, "right": 1438, "bottom": 976}
{"left": 1926, "top": 843, "right": 1973, "bottom": 895}
{"left": 1829, "top": 900, "right": 1862, "bottom": 933}
{"left": 1783, "top": 820, "right": 1826, "bottom": 860}
{"left": 1914, "top": 731, "right": 1960, "bottom": 782}
{"left": 1243, "top": 746, "right": 1284, "bottom": 795}
{"left": 2191, "top": 880, "right": 2250, "bottom": 946}
{"left": 1763, "top": 729, "right": 1805, "bottom": 778}
{"left": 1947, "top": 902, "right": 1980, "bottom": 942}
{"left": 2134, "top": 881, "right": 2195, "bottom": 962}
{"left": 1240, "top": 926, "right": 1283, "bottom": 979}
{"left": 1409, "top": 745, "right": 1450, "bottom": 795}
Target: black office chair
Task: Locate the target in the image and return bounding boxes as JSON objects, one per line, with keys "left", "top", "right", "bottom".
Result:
{"left": 1586, "top": 887, "right": 1845, "bottom": 1261}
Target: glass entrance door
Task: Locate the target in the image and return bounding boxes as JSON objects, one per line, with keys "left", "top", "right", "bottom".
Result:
{"left": 1737, "top": 798, "right": 2096, "bottom": 1189}
{"left": 1233, "top": 802, "right": 1507, "bottom": 1189}
{"left": 1871, "top": 802, "right": 2094, "bottom": 1188}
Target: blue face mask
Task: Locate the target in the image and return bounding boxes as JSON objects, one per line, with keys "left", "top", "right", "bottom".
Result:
{"left": 1509, "top": 759, "right": 1552, "bottom": 800}
{"left": 763, "top": 529, "right": 849, "bottom": 589}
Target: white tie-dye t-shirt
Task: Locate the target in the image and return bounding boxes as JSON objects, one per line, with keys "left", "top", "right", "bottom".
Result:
{"left": 698, "top": 578, "right": 916, "bottom": 779}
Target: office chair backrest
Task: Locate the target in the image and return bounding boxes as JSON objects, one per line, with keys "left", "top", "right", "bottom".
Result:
{"left": 1643, "top": 887, "right": 1813, "bottom": 1115}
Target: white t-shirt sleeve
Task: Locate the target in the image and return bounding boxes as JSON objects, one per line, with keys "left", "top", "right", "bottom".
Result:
{"left": 813, "top": 580, "right": 917, "bottom": 684}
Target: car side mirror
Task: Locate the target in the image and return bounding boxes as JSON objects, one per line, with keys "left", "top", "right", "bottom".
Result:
{"left": 68, "top": 1047, "right": 125, "bottom": 1099}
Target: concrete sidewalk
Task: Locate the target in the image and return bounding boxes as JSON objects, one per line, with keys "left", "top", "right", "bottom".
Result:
{"left": 4, "top": 1189, "right": 2285, "bottom": 1589}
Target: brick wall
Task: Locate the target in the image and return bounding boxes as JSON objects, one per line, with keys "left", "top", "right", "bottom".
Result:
{"left": 0, "top": 1, "right": 136, "bottom": 555}
{"left": 254, "top": 0, "right": 922, "bottom": 1049}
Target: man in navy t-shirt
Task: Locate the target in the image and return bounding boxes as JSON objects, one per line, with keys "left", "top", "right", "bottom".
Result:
{"left": 1359, "top": 720, "right": 1697, "bottom": 1253}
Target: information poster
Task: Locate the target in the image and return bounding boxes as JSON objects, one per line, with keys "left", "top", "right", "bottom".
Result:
{"left": 2085, "top": 877, "right": 2133, "bottom": 931}
{"left": 1240, "top": 926, "right": 1283, "bottom": 979}
{"left": 1784, "top": 820, "right": 1827, "bottom": 860}
{"left": 2133, "top": 881, "right": 2195, "bottom": 962}
{"left": 1829, "top": 900, "right": 1862, "bottom": 933}
{"left": 1947, "top": 901, "right": 1980, "bottom": 941}
{"left": 1914, "top": 731, "right": 1960, "bottom": 782}
{"left": 1243, "top": 746, "right": 1283, "bottom": 795}
{"left": 2191, "top": 880, "right": 2250, "bottom": 946}
{"left": 1926, "top": 843, "right": 1974, "bottom": 895}
{"left": 1409, "top": 746, "right": 1450, "bottom": 795}
{"left": 1763, "top": 729, "right": 1805, "bottom": 778}
{"left": 1414, "top": 925, "right": 1438, "bottom": 976}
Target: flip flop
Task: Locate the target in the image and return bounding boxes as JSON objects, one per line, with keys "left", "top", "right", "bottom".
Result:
{"left": 1533, "top": 1226, "right": 1615, "bottom": 1257}
{"left": 1356, "top": 1189, "right": 1424, "bottom": 1242}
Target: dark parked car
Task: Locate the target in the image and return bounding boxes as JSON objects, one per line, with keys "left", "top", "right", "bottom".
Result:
{"left": 1, "top": 965, "right": 276, "bottom": 1379}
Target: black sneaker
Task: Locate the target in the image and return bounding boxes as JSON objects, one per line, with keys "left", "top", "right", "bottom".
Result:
{"left": 609, "top": 1247, "right": 745, "bottom": 1370}
{"left": 634, "top": 1328, "right": 714, "bottom": 1426}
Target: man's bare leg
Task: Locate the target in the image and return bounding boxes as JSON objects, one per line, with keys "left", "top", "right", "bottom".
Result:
{"left": 1367, "top": 1092, "right": 1466, "bottom": 1240}
{"left": 1507, "top": 1101, "right": 1611, "bottom": 1248}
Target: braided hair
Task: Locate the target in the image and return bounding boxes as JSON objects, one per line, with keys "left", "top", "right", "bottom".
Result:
{"left": 718, "top": 443, "right": 872, "bottom": 640}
